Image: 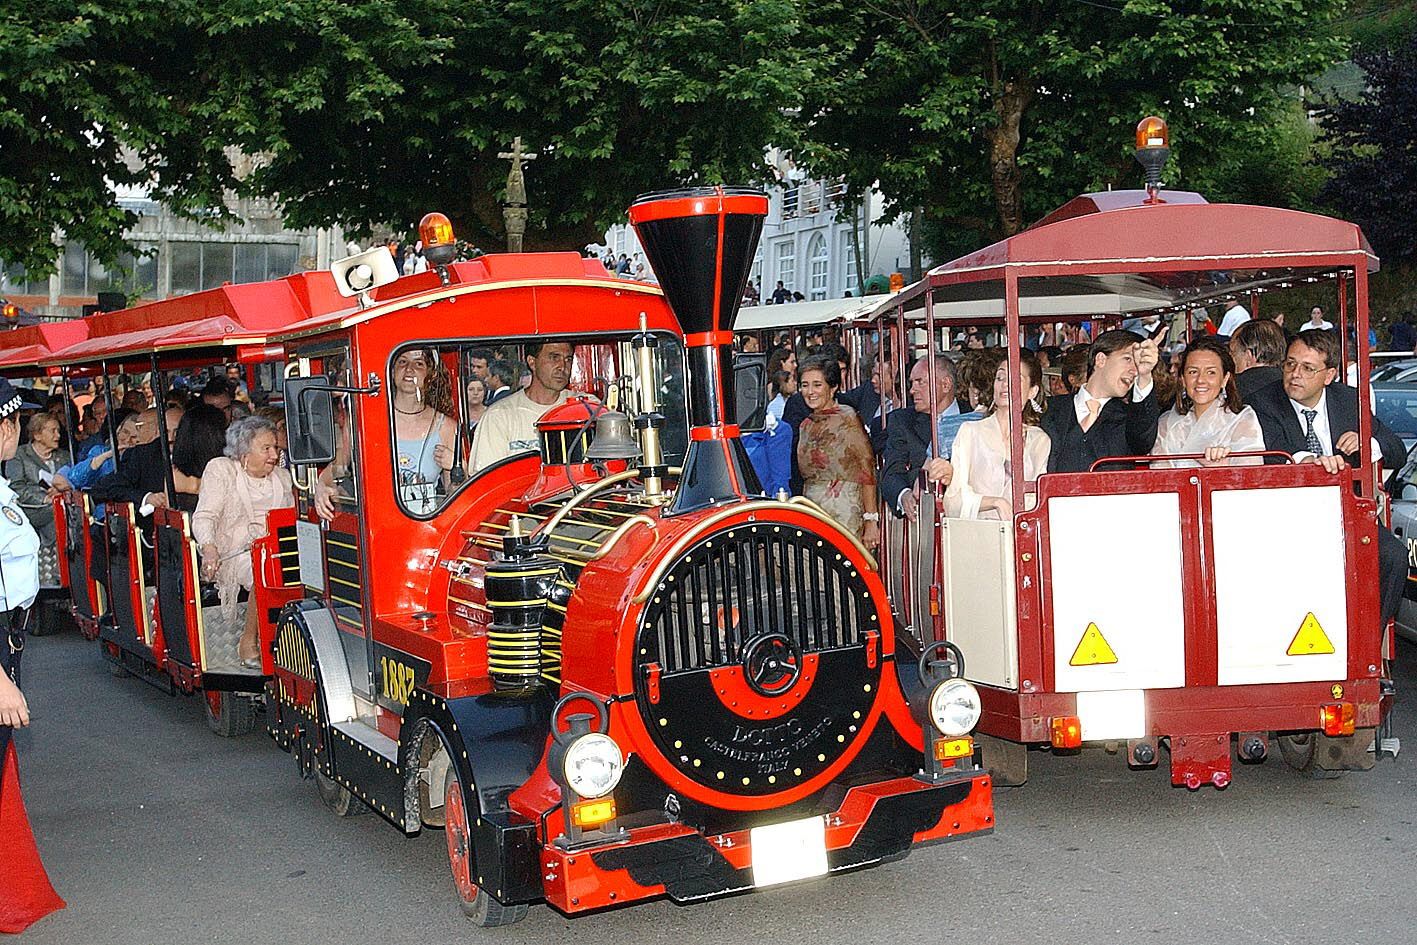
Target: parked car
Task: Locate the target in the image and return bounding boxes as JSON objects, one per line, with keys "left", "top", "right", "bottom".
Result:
{"left": 1374, "top": 381, "right": 1417, "bottom": 454}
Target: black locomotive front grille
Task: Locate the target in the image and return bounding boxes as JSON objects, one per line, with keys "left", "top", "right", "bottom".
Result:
{"left": 640, "top": 524, "right": 871, "bottom": 673}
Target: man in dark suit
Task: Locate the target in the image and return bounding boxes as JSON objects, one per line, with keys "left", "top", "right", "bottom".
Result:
{"left": 1229, "top": 318, "right": 1286, "bottom": 403}
{"left": 1041, "top": 329, "right": 1162, "bottom": 473}
{"left": 882, "top": 355, "right": 959, "bottom": 520}
{"left": 1249, "top": 329, "right": 1407, "bottom": 629}
{"left": 838, "top": 357, "right": 895, "bottom": 455}
{"left": 484, "top": 359, "right": 519, "bottom": 406}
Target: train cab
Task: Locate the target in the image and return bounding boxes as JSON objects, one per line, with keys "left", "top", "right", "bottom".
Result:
{"left": 260, "top": 194, "right": 994, "bottom": 925}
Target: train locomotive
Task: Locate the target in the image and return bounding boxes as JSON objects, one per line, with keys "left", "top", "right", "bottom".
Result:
{"left": 262, "top": 187, "right": 993, "bottom": 925}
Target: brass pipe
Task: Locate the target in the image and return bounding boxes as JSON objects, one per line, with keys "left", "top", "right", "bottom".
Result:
{"left": 588, "top": 515, "right": 657, "bottom": 562}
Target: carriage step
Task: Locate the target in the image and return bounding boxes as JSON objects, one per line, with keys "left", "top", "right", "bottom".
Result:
{"left": 332, "top": 719, "right": 399, "bottom": 762}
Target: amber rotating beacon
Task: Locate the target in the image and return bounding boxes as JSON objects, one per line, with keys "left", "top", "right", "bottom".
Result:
{"left": 628, "top": 187, "right": 768, "bottom": 514}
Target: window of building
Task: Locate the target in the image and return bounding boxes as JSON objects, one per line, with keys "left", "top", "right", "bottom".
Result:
{"left": 170, "top": 241, "right": 301, "bottom": 295}
{"left": 807, "top": 234, "right": 828, "bottom": 301}
{"left": 776, "top": 241, "right": 795, "bottom": 293}
{"left": 1, "top": 262, "right": 47, "bottom": 297}
{"left": 54, "top": 243, "right": 160, "bottom": 298}
{"left": 840, "top": 232, "right": 859, "bottom": 297}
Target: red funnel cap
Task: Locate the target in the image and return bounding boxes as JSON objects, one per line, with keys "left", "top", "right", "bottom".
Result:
{"left": 628, "top": 187, "right": 768, "bottom": 338}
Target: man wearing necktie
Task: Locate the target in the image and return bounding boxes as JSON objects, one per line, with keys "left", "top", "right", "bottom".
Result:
{"left": 1040, "top": 329, "right": 1162, "bottom": 473}
{"left": 1248, "top": 329, "right": 1407, "bottom": 630}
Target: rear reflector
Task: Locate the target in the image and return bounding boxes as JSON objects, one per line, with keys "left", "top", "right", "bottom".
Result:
{"left": 1050, "top": 716, "right": 1082, "bottom": 749}
{"left": 1320, "top": 702, "right": 1355, "bottom": 737}
{"left": 571, "top": 797, "right": 617, "bottom": 828}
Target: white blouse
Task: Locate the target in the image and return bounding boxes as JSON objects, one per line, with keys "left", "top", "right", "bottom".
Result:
{"left": 1151, "top": 403, "right": 1265, "bottom": 468}
{"left": 944, "top": 418, "right": 1051, "bottom": 520}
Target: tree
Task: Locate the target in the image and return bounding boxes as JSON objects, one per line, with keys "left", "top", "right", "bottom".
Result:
{"left": 0, "top": 1, "right": 808, "bottom": 274}
{"left": 1318, "top": 33, "right": 1417, "bottom": 266}
{"left": 796, "top": 0, "right": 1347, "bottom": 258}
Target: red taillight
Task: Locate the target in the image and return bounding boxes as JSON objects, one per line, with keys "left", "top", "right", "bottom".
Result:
{"left": 1321, "top": 702, "right": 1355, "bottom": 737}
{"left": 1051, "top": 716, "right": 1082, "bottom": 749}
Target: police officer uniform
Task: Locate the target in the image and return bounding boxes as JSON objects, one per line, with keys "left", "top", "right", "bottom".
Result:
{"left": 0, "top": 379, "right": 40, "bottom": 756}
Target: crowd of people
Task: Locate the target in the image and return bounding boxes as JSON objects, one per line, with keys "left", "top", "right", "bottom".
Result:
{"left": 0, "top": 367, "right": 292, "bottom": 667}
{"left": 743, "top": 311, "right": 1408, "bottom": 633}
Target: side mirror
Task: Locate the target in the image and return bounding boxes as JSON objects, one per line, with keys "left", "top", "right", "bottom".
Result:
{"left": 734, "top": 353, "right": 768, "bottom": 433}
{"left": 1402, "top": 482, "right": 1417, "bottom": 502}
{"left": 285, "top": 377, "right": 336, "bottom": 465}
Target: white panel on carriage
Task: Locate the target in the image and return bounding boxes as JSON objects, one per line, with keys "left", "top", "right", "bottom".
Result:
{"left": 1212, "top": 485, "right": 1348, "bottom": 685}
{"left": 303, "top": 607, "right": 357, "bottom": 724}
{"left": 296, "top": 519, "right": 326, "bottom": 592}
{"left": 940, "top": 517, "right": 1018, "bottom": 689}
{"left": 1049, "top": 492, "right": 1187, "bottom": 692}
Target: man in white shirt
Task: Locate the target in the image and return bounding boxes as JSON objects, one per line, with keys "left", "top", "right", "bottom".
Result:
{"left": 1040, "top": 330, "right": 1161, "bottom": 473}
{"left": 469, "top": 342, "right": 576, "bottom": 470}
{"left": 1217, "top": 301, "right": 1252, "bottom": 337}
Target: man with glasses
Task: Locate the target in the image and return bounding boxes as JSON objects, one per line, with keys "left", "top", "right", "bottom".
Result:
{"left": 1250, "top": 329, "right": 1406, "bottom": 629}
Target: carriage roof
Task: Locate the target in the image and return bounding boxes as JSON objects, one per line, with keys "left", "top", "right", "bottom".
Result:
{"left": 862, "top": 190, "right": 1378, "bottom": 325}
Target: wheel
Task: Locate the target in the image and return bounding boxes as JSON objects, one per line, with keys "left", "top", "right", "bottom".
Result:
{"left": 203, "top": 689, "right": 258, "bottom": 737}
{"left": 315, "top": 770, "right": 369, "bottom": 817}
{"left": 444, "top": 766, "right": 528, "bottom": 926}
{"left": 1275, "top": 732, "right": 1346, "bottom": 780}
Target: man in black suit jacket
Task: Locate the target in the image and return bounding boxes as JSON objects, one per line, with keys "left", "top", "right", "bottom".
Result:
{"left": 882, "top": 355, "right": 959, "bottom": 520}
{"left": 838, "top": 358, "right": 895, "bottom": 455}
{"left": 1229, "top": 318, "right": 1287, "bottom": 404}
{"left": 1249, "top": 329, "right": 1407, "bottom": 628}
{"left": 1040, "top": 329, "right": 1162, "bottom": 473}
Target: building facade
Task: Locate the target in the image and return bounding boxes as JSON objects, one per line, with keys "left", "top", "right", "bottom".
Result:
{"left": 2, "top": 172, "right": 344, "bottom": 321}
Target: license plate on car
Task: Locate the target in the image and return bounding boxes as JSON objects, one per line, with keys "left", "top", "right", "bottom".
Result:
{"left": 750, "top": 815, "right": 829, "bottom": 888}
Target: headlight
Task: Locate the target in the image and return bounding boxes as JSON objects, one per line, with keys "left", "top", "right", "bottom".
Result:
{"left": 562, "top": 733, "right": 624, "bottom": 798}
{"left": 929, "top": 678, "right": 981, "bottom": 737}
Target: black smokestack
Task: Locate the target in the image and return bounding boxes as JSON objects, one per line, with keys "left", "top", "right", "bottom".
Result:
{"left": 629, "top": 186, "right": 768, "bottom": 514}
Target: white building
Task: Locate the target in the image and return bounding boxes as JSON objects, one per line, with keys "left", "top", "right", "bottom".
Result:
{"left": 603, "top": 158, "right": 921, "bottom": 304}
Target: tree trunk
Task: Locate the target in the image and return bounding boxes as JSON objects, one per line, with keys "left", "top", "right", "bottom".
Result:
{"left": 985, "top": 78, "right": 1035, "bottom": 237}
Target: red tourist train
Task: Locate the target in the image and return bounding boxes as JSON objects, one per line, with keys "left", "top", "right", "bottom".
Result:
{"left": 31, "top": 188, "right": 993, "bottom": 924}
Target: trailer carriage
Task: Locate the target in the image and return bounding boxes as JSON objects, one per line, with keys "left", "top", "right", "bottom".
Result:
{"left": 849, "top": 184, "right": 1393, "bottom": 788}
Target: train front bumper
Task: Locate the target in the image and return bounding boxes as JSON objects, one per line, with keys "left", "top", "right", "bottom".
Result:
{"left": 541, "top": 768, "right": 992, "bottom": 914}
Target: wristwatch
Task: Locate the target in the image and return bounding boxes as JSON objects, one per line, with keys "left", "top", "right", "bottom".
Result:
{"left": 861, "top": 512, "right": 880, "bottom": 522}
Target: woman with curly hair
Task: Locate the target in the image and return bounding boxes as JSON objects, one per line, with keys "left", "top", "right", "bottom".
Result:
{"left": 391, "top": 347, "right": 458, "bottom": 513}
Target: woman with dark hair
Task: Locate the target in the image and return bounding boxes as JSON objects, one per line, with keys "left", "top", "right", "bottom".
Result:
{"left": 391, "top": 347, "right": 458, "bottom": 513}
{"left": 1150, "top": 336, "right": 1264, "bottom": 468}
{"left": 796, "top": 355, "right": 879, "bottom": 549}
{"left": 934, "top": 350, "right": 1051, "bottom": 519}
{"left": 171, "top": 403, "right": 231, "bottom": 508}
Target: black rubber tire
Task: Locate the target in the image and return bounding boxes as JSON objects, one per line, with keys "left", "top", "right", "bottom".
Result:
{"left": 315, "top": 770, "right": 369, "bottom": 817}
{"left": 443, "top": 767, "right": 529, "bottom": 927}
{"left": 1275, "top": 732, "right": 1347, "bottom": 780}
{"left": 203, "top": 690, "right": 258, "bottom": 738}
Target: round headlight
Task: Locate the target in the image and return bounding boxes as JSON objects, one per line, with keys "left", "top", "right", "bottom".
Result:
{"left": 929, "top": 678, "right": 981, "bottom": 737}
{"left": 562, "top": 733, "right": 624, "bottom": 798}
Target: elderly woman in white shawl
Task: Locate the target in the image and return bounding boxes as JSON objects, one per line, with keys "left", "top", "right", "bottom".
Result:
{"left": 1151, "top": 336, "right": 1265, "bottom": 468}
{"left": 192, "top": 416, "right": 293, "bottom": 668}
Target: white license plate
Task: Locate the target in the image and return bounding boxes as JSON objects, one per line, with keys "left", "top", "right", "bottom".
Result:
{"left": 1076, "top": 688, "right": 1146, "bottom": 741}
{"left": 750, "top": 815, "right": 829, "bottom": 888}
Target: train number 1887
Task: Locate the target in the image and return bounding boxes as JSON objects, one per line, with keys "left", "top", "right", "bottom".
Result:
{"left": 380, "top": 656, "right": 416, "bottom": 706}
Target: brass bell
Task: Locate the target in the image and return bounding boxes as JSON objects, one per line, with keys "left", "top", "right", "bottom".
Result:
{"left": 585, "top": 409, "right": 641, "bottom": 461}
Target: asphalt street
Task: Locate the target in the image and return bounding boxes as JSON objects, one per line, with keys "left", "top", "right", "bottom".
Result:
{"left": 12, "top": 629, "right": 1417, "bottom": 945}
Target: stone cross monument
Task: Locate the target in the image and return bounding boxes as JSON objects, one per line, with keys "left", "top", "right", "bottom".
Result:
{"left": 498, "top": 137, "right": 538, "bottom": 253}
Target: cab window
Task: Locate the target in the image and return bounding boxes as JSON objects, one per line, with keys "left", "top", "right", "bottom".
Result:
{"left": 388, "top": 334, "right": 688, "bottom": 518}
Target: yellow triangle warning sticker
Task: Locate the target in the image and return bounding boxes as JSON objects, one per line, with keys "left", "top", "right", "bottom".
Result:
{"left": 1069, "top": 622, "right": 1118, "bottom": 667}
{"left": 1287, "top": 612, "right": 1335, "bottom": 656}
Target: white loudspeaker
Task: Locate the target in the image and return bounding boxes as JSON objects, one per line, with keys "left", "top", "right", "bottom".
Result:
{"left": 330, "top": 247, "right": 401, "bottom": 299}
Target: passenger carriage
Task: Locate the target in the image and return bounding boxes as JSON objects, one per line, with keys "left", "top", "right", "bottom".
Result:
{"left": 254, "top": 194, "right": 992, "bottom": 924}
{"left": 42, "top": 275, "right": 346, "bottom": 731}
{"left": 853, "top": 173, "right": 1392, "bottom": 787}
